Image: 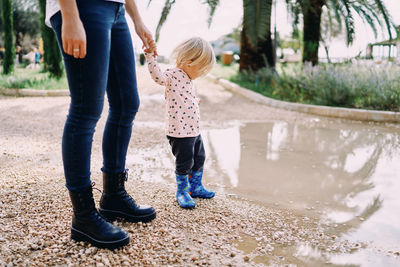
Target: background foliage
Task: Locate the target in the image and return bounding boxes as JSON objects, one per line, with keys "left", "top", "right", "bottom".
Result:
{"left": 222, "top": 63, "right": 400, "bottom": 112}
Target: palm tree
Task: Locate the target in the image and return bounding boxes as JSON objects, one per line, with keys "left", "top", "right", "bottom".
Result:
{"left": 240, "top": 0, "right": 274, "bottom": 71}
{"left": 149, "top": 0, "right": 275, "bottom": 72}
{"left": 286, "top": 0, "right": 394, "bottom": 65}
{"left": 1, "top": 0, "right": 14, "bottom": 74}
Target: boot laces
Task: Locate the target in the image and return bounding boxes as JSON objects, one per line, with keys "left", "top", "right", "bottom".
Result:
{"left": 119, "top": 169, "right": 129, "bottom": 184}
{"left": 120, "top": 190, "right": 137, "bottom": 207}
{"left": 119, "top": 169, "right": 137, "bottom": 207}
{"left": 91, "top": 181, "right": 103, "bottom": 194}
{"left": 123, "top": 169, "right": 129, "bottom": 181}
{"left": 90, "top": 182, "right": 109, "bottom": 224}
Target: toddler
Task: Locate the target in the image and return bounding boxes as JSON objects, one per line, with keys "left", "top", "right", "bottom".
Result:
{"left": 144, "top": 37, "right": 216, "bottom": 209}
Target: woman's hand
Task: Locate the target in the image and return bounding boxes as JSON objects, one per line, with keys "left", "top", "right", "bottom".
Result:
{"left": 125, "top": 0, "right": 158, "bottom": 57}
{"left": 135, "top": 22, "right": 158, "bottom": 57}
{"left": 61, "top": 17, "right": 87, "bottom": 59}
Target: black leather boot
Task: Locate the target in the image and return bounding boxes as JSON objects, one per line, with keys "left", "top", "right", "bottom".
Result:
{"left": 69, "top": 186, "right": 129, "bottom": 249}
{"left": 99, "top": 169, "right": 156, "bottom": 223}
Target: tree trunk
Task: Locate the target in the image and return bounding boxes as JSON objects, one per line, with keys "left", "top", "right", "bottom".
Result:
{"left": 2, "top": 0, "right": 14, "bottom": 74}
{"left": 239, "top": 0, "right": 274, "bottom": 72}
{"left": 302, "top": 0, "right": 324, "bottom": 65}
{"left": 39, "top": 0, "right": 63, "bottom": 78}
{"left": 239, "top": 27, "right": 274, "bottom": 72}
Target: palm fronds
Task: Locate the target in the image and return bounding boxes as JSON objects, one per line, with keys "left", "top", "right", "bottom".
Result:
{"left": 373, "top": 0, "right": 393, "bottom": 39}
{"left": 150, "top": 0, "right": 220, "bottom": 41}
{"left": 153, "top": 0, "right": 176, "bottom": 42}
{"left": 289, "top": 0, "right": 394, "bottom": 46}
{"left": 203, "top": 0, "right": 220, "bottom": 27}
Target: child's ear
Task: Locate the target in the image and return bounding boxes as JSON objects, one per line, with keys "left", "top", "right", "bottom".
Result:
{"left": 186, "top": 60, "right": 193, "bottom": 66}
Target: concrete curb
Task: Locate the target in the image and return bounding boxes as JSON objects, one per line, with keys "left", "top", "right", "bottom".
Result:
{"left": 206, "top": 74, "right": 400, "bottom": 123}
{"left": 0, "top": 88, "right": 69, "bottom": 97}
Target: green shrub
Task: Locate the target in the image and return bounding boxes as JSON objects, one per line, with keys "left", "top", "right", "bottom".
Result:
{"left": 231, "top": 63, "right": 400, "bottom": 112}
{"left": 0, "top": 68, "right": 68, "bottom": 90}
{"left": 0, "top": 75, "right": 47, "bottom": 89}
{"left": 230, "top": 67, "right": 275, "bottom": 98}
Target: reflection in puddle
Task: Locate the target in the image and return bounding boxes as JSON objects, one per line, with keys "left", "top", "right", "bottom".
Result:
{"left": 266, "top": 122, "right": 289, "bottom": 161}
{"left": 204, "top": 121, "right": 400, "bottom": 265}
{"left": 130, "top": 120, "right": 400, "bottom": 265}
{"left": 236, "top": 232, "right": 400, "bottom": 267}
{"left": 205, "top": 127, "right": 241, "bottom": 187}
{"left": 126, "top": 145, "right": 175, "bottom": 184}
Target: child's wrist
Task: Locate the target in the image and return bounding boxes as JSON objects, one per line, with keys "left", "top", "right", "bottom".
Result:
{"left": 144, "top": 52, "right": 157, "bottom": 62}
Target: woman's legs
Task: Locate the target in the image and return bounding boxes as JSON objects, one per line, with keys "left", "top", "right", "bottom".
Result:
{"left": 51, "top": 2, "right": 117, "bottom": 192}
{"left": 50, "top": 1, "right": 130, "bottom": 249}
{"left": 102, "top": 12, "right": 139, "bottom": 174}
{"left": 99, "top": 11, "right": 156, "bottom": 222}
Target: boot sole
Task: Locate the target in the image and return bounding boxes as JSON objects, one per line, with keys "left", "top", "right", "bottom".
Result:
{"left": 71, "top": 227, "right": 129, "bottom": 249}
{"left": 98, "top": 208, "right": 157, "bottom": 223}
{"left": 191, "top": 195, "right": 215, "bottom": 199}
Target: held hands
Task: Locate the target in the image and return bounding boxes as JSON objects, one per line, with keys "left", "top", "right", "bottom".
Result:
{"left": 61, "top": 17, "right": 87, "bottom": 59}
{"left": 142, "top": 39, "right": 157, "bottom": 57}
{"left": 135, "top": 21, "right": 158, "bottom": 57}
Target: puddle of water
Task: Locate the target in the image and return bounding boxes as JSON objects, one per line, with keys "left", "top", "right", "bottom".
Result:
{"left": 236, "top": 232, "right": 400, "bottom": 267}
{"left": 126, "top": 145, "right": 175, "bottom": 184}
{"left": 202, "top": 120, "right": 400, "bottom": 265}
{"left": 129, "top": 119, "right": 400, "bottom": 265}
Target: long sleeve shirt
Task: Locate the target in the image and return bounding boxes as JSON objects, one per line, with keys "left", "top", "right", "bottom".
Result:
{"left": 145, "top": 53, "right": 201, "bottom": 138}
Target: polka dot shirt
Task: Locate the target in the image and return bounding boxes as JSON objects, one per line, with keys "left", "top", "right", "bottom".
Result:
{"left": 145, "top": 53, "right": 201, "bottom": 138}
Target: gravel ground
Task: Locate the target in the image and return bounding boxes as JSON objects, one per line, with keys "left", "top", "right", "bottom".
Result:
{"left": 0, "top": 67, "right": 362, "bottom": 266}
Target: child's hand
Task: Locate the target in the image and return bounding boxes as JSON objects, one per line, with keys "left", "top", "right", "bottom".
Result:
{"left": 143, "top": 39, "right": 158, "bottom": 57}
{"left": 142, "top": 45, "right": 153, "bottom": 54}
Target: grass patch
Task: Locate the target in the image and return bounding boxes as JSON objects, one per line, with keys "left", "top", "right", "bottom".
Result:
{"left": 0, "top": 67, "right": 68, "bottom": 90}
{"left": 213, "top": 62, "right": 400, "bottom": 112}
{"left": 210, "top": 62, "right": 239, "bottom": 80}
{"left": 230, "top": 68, "right": 276, "bottom": 98}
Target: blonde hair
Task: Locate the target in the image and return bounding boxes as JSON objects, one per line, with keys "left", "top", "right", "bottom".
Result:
{"left": 171, "top": 37, "right": 216, "bottom": 76}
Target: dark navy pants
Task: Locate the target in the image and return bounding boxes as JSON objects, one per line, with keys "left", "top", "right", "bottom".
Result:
{"left": 50, "top": 0, "right": 139, "bottom": 192}
{"left": 167, "top": 135, "right": 206, "bottom": 175}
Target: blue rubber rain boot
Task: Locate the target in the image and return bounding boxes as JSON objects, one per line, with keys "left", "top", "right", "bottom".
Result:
{"left": 176, "top": 174, "right": 196, "bottom": 209}
{"left": 189, "top": 169, "right": 215, "bottom": 198}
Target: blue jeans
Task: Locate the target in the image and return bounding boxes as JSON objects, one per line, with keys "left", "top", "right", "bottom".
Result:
{"left": 50, "top": 0, "right": 139, "bottom": 192}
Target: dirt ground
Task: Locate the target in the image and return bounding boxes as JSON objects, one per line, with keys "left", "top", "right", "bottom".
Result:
{"left": 0, "top": 67, "right": 363, "bottom": 266}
